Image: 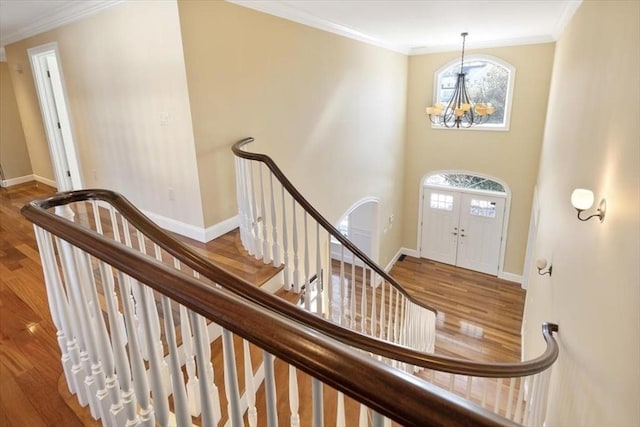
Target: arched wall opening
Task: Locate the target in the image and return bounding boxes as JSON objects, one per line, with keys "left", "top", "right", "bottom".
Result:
{"left": 331, "top": 197, "right": 380, "bottom": 265}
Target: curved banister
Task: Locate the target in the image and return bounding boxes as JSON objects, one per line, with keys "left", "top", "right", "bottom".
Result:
{"left": 23, "top": 189, "right": 558, "bottom": 379}
{"left": 232, "top": 137, "right": 438, "bottom": 315}
{"left": 22, "top": 196, "right": 517, "bottom": 427}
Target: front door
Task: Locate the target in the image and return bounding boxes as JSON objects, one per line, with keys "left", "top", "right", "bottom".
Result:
{"left": 420, "top": 188, "right": 505, "bottom": 275}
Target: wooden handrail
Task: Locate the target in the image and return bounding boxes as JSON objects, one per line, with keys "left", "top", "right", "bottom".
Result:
{"left": 232, "top": 137, "right": 438, "bottom": 315}
{"left": 22, "top": 196, "right": 517, "bottom": 427}
{"left": 22, "top": 190, "right": 559, "bottom": 377}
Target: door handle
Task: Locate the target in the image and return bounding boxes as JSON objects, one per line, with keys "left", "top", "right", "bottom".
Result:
{"left": 460, "top": 234, "right": 466, "bottom": 237}
{"left": 452, "top": 232, "right": 458, "bottom": 236}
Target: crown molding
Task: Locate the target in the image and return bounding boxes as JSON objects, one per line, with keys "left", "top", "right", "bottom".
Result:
{"left": 1, "top": 0, "right": 123, "bottom": 48}
{"left": 226, "top": 0, "right": 411, "bottom": 55}
{"left": 409, "top": 34, "right": 557, "bottom": 56}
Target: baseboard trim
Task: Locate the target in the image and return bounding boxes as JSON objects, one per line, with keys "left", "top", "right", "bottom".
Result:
{"left": 384, "top": 248, "right": 403, "bottom": 272}
{"left": 142, "top": 211, "right": 239, "bottom": 243}
{"left": 204, "top": 215, "right": 239, "bottom": 242}
{"left": 33, "top": 175, "right": 57, "bottom": 188}
{"left": 401, "top": 247, "right": 420, "bottom": 258}
{"left": 498, "top": 271, "right": 523, "bottom": 284}
{"left": 1, "top": 174, "right": 35, "bottom": 187}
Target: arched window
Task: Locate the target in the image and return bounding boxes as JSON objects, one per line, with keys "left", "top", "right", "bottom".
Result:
{"left": 434, "top": 55, "right": 516, "bottom": 130}
{"left": 425, "top": 172, "right": 506, "bottom": 193}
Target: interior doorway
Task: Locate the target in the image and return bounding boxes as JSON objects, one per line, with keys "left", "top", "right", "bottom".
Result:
{"left": 28, "top": 42, "right": 82, "bottom": 191}
{"left": 331, "top": 198, "right": 380, "bottom": 265}
{"left": 419, "top": 172, "right": 509, "bottom": 276}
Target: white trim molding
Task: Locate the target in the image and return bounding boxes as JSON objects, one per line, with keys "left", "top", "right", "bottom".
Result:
{"left": 1, "top": 174, "right": 35, "bottom": 188}
{"left": 34, "top": 175, "right": 58, "bottom": 188}
{"left": 498, "top": 271, "right": 523, "bottom": 284}
{"left": 0, "top": 174, "right": 57, "bottom": 188}
{"left": 1, "top": 1, "right": 123, "bottom": 47}
{"left": 143, "top": 211, "right": 239, "bottom": 243}
{"left": 204, "top": 215, "right": 240, "bottom": 242}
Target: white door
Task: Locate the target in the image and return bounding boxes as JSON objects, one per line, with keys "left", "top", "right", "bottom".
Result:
{"left": 456, "top": 194, "right": 505, "bottom": 275}
{"left": 420, "top": 188, "right": 505, "bottom": 275}
{"left": 420, "top": 189, "right": 461, "bottom": 265}
{"left": 29, "top": 43, "right": 82, "bottom": 191}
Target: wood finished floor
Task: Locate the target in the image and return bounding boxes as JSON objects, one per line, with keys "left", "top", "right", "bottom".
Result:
{"left": 0, "top": 182, "right": 526, "bottom": 426}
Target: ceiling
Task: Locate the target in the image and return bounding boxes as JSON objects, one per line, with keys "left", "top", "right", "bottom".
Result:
{"left": 0, "top": 0, "right": 582, "bottom": 58}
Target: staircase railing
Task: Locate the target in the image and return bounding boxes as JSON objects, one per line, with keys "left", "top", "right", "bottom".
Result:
{"left": 23, "top": 190, "right": 523, "bottom": 427}
{"left": 23, "top": 188, "right": 560, "bottom": 425}
{"left": 233, "top": 137, "right": 438, "bottom": 356}
{"left": 231, "top": 137, "right": 559, "bottom": 425}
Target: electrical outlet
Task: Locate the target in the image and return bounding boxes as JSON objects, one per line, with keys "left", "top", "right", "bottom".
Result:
{"left": 160, "top": 112, "right": 170, "bottom": 126}
{"left": 168, "top": 187, "right": 175, "bottom": 202}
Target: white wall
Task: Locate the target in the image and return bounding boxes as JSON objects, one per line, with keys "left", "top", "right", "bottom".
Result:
{"left": 522, "top": 1, "right": 639, "bottom": 425}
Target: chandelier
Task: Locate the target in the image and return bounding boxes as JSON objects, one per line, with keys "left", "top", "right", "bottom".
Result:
{"left": 426, "top": 32, "right": 494, "bottom": 128}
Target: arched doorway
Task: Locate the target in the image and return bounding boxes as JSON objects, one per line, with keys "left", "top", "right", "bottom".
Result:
{"left": 331, "top": 198, "right": 380, "bottom": 265}
{"left": 418, "top": 172, "right": 510, "bottom": 276}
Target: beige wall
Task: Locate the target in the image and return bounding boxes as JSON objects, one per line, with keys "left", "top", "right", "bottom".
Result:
{"left": 5, "top": 1, "right": 204, "bottom": 227}
{"left": 403, "top": 43, "right": 555, "bottom": 276}
{"left": 178, "top": 1, "right": 409, "bottom": 265}
{"left": 522, "top": 1, "right": 639, "bottom": 425}
{"left": 0, "top": 62, "right": 33, "bottom": 180}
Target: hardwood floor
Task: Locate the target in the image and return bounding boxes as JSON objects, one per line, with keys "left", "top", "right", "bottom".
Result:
{"left": 389, "top": 256, "right": 526, "bottom": 363}
{"left": 0, "top": 182, "right": 526, "bottom": 426}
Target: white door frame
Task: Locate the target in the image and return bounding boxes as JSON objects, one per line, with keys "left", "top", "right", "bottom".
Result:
{"left": 417, "top": 171, "right": 512, "bottom": 280}
{"left": 28, "top": 42, "right": 82, "bottom": 191}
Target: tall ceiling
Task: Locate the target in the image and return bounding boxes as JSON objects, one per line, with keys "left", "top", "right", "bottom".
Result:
{"left": 0, "top": 0, "right": 582, "bottom": 57}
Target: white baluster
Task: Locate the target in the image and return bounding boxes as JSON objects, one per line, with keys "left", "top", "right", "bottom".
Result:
{"left": 336, "top": 391, "right": 346, "bottom": 427}
{"left": 57, "top": 238, "right": 106, "bottom": 420}
{"left": 161, "top": 296, "right": 191, "bottom": 426}
{"left": 117, "top": 271, "right": 155, "bottom": 427}
{"left": 34, "top": 228, "right": 76, "bottom": 395}
{"left": 263, "top": 351, "right": 279, "bottom": 427}
{"left": 358, "top": 404, "right": 368, "bottom": 427}
{"left": 514, "top": 376, "right": 526, "bottom": 423}
{"left": 303, "top": 213, "right": 310, "bottom": 309}
{"left": 281, "top": 185, "right": 291, "bottom": 290}
{"left": 494, "top": 378, "right": 504, "bottom": 415}
{"left": 243, "top": 340, "right": 258, "bottom": 427}
{"left": 288, "top": 365, "right": 300, "bottom": 427}
{"left": 386, "top": 285, "right": 394, "bottom": 342}
{"left": 222, "top": 329, "right": 242, "bottom": 426}
{"left": 98, "top": 261, "right": 137, "bottom": 427}
{"left": 270, "top": 172, "right": 281, "bottom": 267}
{"left": 133, "top": 279, "right": 169, "bottom": 426}
{"left": 379, "top": 281, "right": 386, "bottom": 340}
{"left": 190, "top": 312, "right": 222, "bottom": 426}
{"left": 465, "top": 376, "right": 473, "bottom": 401}
{"left": 339, "top": 245, "right": 345, "bottom": 325}
{"left": 291, "top": 199, "right": 300, "bottom": 292}
{"left": 360, "top": 268, "right": 367, "bottom": 334}
{"left": 76, "top": 250, "right": 121, "bottom": 425}
{"left": 315, "top": 224, "right": 323, "bottom": 315}
{"left": 259, "top": 164, "right": 271, "bottom": 263}
{"left": 326, "top": 231, "right": 332, "bottom": 319}
{"left": 350, "top": 258, "right": 356, "bottom": 329}
{"left": 311, "top": 378, "right": 323, "bottom": 427}
{"left": 234, "top": 157, "right": 247, "bottom": 249}
{"left": 370, "top": 271, "right": 377, "bottom": 337}
{"left": 505, "top": 377, "right": 516, "bottom": 420}
{"left": 481, "top": 377, "right": 489, "bottom": 408}
{"left": 180, "top": 305, "right": 201, "bottom": 417}
{"left": 523, "top": 374, "right": 539, "bottom": 426}
{"left": 249, "top": 161, "right": 262, "bottom": 259}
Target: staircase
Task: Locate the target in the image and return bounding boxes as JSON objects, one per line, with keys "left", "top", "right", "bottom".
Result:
{"left": 20, "top": 138, "right": 559, "bottom": 426}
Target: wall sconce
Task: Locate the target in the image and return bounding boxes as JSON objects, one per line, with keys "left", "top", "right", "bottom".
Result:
{"left": 536, "top": 258, "right": 552, "bottom": 276}
{"left": 571, "top": 188, "right": 606, "bottom": 222}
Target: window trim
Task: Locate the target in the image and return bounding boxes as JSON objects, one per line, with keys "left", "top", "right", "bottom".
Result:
{"left": 431, "top": 54, "right": 516, "bottom": 132}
